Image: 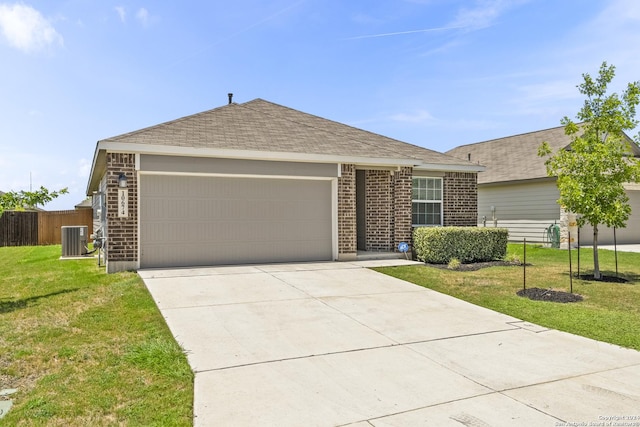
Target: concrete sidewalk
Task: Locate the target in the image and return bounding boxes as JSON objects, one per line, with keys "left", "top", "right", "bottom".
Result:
{"left": 140, "top": 261, "right": 640, "bottom": 426}
{"left": 597, "top": 244, "right": 640, "bottom": 253}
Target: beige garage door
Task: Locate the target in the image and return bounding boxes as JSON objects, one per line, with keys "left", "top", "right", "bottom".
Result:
{"left": 580, "top": 190, "right": 640, "bottom": 245}
{"left": 140, "top": 175, "right": 333, "bottom": 268}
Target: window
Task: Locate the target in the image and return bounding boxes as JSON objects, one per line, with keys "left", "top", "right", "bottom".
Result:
{"left": 412, "top": 177, "right": 442, "bottom": 226}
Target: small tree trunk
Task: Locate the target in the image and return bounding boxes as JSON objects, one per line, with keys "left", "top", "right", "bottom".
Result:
{"left": 593, "top": 224, "right": 601, "bottom": 280}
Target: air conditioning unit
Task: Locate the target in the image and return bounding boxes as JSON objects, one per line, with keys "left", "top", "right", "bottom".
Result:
{"left": 61, "top": 226, "right": 88, "bottom": 257}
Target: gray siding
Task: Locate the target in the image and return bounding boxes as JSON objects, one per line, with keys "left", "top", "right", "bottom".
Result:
{"left": 479, "top": 183, "right": 640, "bottom": 245}
{"left": 478, "top": 181, "right": 560, "bottom": 222}
{"left": 91, "top": 174, "right": 107, "bottom": 237}
{"left": 478, "top": 181, "right": 560, "bottom": 243}
{"left": 140, "top": 154, "right": 339, "bottom": 178}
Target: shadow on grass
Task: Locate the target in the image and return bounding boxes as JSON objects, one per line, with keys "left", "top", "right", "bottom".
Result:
{"left": 0, "top": 288, "right": 79, "bottom": 314}
{"left": 561, "top": 270, "right": 639, "bottom": 284}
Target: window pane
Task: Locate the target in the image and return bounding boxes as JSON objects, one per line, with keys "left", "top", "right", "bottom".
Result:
{"left": 412, "top": 202, "right": 424, "bottom": 225}
{"left": 412, "top": 201, "right": 441, "bottom": 225}
{"left": 426, "top": 203, "right": 441, "bottom": 225}
{"left": 426, "top": 178, "right": 441, "bottom": 201}
{"left": 412, "top": 178, "right": 427, "bottom": 200}
{"left": 412, "top": 178, "right": 442, "bottom": 225}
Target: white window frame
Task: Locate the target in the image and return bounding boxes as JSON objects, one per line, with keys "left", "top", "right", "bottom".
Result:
{"left": 412, "top": 177, "right": 443, "bottom": 227}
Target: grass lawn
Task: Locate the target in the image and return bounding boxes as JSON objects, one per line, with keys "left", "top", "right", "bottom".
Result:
{"left": 0, "top": 245, "right": 193, "bottom": 426}
{"left": 375, "top": 243, "right": 640, "bottom": 351}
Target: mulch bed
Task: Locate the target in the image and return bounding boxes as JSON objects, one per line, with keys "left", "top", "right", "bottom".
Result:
{"left": 425, "top": 260, "right": 523, "bottom": 272}
{"left": 424, "top": 260, "right": 627, "bottom": 303}
{"left": 517, "top": 287, "right": 583, "bottom": 303}
{"left": 577, "top": 274, "right": 628, "bottom": 283}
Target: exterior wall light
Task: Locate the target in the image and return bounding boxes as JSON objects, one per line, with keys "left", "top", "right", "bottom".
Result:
{"left": 118, "top": 173, "right": 128, "bottom": 188}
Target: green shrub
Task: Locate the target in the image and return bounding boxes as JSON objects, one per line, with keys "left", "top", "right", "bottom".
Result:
{"left": 447, "top": 258, "right": 461, "bottom": 270}
{"left": 413, "top": 227, "right": 508, "bottom": 264}
{"left": 505, "top": 252, "right": 521, "bottom": 264}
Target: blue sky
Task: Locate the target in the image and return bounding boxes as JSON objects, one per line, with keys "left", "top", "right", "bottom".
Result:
{"left": 1, "top": 0, "right": 639, "bottom": 210}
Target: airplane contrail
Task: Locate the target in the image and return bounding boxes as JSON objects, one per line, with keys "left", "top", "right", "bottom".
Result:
{"left": 344, "top": 25, "right": 466, "bottom": 40}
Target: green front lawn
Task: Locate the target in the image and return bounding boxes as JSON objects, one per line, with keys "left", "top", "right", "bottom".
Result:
{"left": 375, "top": 244, "right": 640, "bottom": 351}
{"left": 0, "top": 245, "right": 193, "bottom": 426}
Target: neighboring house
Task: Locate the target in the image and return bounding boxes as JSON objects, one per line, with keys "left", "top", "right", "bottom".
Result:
{"left": 86, "top": 98, "right": 483, "bottom": 273}
{"left": 446, "top": 125, "right": 640, "bottom": 246}
{"left": 74, "top": 198, "right": 92, "bottom": 210}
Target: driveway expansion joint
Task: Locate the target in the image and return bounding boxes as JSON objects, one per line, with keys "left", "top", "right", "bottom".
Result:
{"left": 191, "top": 327, "right": 525, "bottom": 375}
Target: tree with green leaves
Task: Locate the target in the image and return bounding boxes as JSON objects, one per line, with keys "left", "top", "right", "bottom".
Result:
{"left": 539, "top": 61, "right": 640, "bottom": 279}
{"left": 0, "top": 186, "right": 68, "bottom": 215}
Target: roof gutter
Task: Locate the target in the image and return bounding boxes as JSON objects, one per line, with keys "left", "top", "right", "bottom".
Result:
{"left": 414, "top": 162, "right": 485, "bottom": 173}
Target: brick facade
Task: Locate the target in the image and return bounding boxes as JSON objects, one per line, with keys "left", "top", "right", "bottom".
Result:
{"left": 338, "top": 164, "right": 357, "bottom": 258}
{"left": 393, "top": 167, "right": 413, "bottom": 247}
{"left": 105, "top": 152, "right": 138, "bottom": 272}
{"left": 443, "top": 172, "right": 477, "bottom": 226}
{"left": 100, "top": 154, "right": 476, "bottom": 268}
{"left": 359, "top": 167, "right": 413, "bottom": 252}
{"left": 365, "top": 170, "right": 392, "bottom": 251}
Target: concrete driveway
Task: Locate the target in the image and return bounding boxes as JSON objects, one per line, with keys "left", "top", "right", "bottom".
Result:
{"left": 139, "top": 261, "right": 640, "bottom": 426}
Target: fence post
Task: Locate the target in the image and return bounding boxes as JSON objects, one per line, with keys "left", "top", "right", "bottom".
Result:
{"left": 577, "top": 227, "right": 580, "bottom": 279}
{"left": 523, "top": 238, "right": 526, "bottom": 291}
{"left": 569, "top": 232, "right": 573, "bottom": 294}
{"left": 614, "top": 227, "right": 618, "bottom": 278}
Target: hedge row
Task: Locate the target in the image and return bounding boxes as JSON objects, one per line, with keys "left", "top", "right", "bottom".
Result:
{"left": 413, "top": 227, "right": 508, "bottom": 264}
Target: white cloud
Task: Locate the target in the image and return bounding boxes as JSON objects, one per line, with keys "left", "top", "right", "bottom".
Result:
{"left": 115, "top": 6, "right": 126, "bottom": 23}
{"left": 516, "top": 80, "right": 578, "bottom": 103}
{"left": 136, "top": 7, "right": 149, "bottom": 27}
{"left": 351, "top": 13, "right": 382, "bottom": 26}
{"left": 570, "top": 0, "right": 640, "bottom": 78}
{"left": 390, "top": 109, "right": 436, "bottom": 123}
{"left": 0, "top": 3, "right": 63, "bottom": 53}
{"left": 450, "top": 0, "right": 529, "bottom": 31}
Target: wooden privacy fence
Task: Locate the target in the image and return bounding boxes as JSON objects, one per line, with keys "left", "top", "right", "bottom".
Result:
{"left": 38, "top": 210, "right": 93, "bottom": 245}
{"left": 0, "top": 209, "right": 93, "bottom": 247}
{"left": 0, "top": 211, "right": 38, "bottom": 246}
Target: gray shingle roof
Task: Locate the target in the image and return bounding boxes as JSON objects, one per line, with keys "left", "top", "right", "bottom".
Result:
{"left": 446, "top": 125, "right": 573, "bottom": 184}
{"left": 101, "top": 98, "right": 475, "bottom": 168}
{"left": 447, "top": 125, "right": 640, "bottom": 185}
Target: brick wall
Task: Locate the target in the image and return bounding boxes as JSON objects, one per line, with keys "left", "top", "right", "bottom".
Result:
{"left": 393, "top": 167, "right": 413, "bottom": 248}
{"left": 365, "top": 170, "right": 392, "bottom": 251}
{"left": 443, "top": 172, "right": 478, "bottom": 226}
{"left": 358, "top": 167, "right": 413, "bottom": 252}
{"left": 338, "top": 164, "right": 356, "bottom": 257}
{"left": 106, "top": 153, "right": 138, "bottom": 265}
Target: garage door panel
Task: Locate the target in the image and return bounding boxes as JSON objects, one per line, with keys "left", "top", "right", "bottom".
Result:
{"left": 141, "top": 175, "right": 333, "bottom": 268}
